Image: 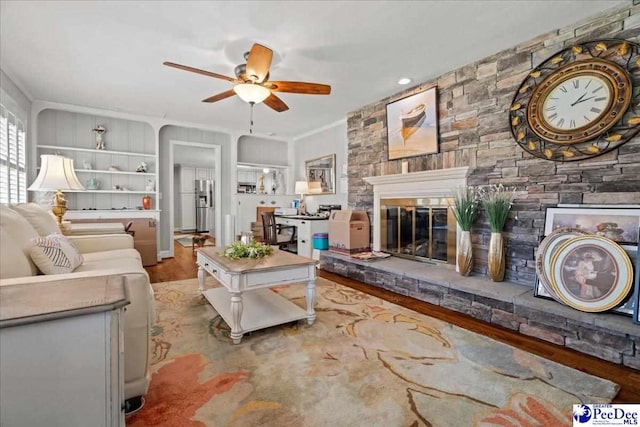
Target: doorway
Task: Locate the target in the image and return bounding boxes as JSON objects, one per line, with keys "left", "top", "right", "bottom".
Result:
{"left": 168, "top": 140, "right": 222, "bottom": 258}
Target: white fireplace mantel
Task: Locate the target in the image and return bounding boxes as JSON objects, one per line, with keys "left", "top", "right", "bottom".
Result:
{"left": 363, "top": 166, "right": 470, "bottom": 251}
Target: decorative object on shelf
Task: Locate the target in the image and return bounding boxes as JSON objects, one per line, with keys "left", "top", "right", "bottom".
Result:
{"left": 82, "top": 160, "right": 92, "bottom": 170}
{"left": 142, "top": 195, "right": 152, "bottom": 210}
{"left": 113, "top": 184, "right": 128, "bottom": 191}
{"left": 28, "top": 155, "right": 85, "bottom": 228}
{"left": 305, "top": 153, "right": 336, "bottom": 194}
{"left": 510, "top": 39, "right": 640, "bottom": 162}
{"left": 223, "top": 240, "right": 273, "bottom": 260}
{"left": 258, "top": 174, "right": 266, "bottom": 194}
{"left": 109, "top": 166, "right": 121, "bottom": 171}
{"left": 449, "top": 186, "right": 480, "bottom": 276}
{"left": 136, "top": 161, "right": 148, "bottom": 173}
{"left": 145, "top": 179, "right": 155, "bottom": 192}
{"left": 401, "top": 160, "right": 409, "bottom": 174}
{"left": 86, "top": 178, "right": 100, "bottom": 190}
{"left": 548, "top": 235, "right": 633, "bottom": 312}
{"left": 294, "top": 181, "right": 309, "bottom": 215}
{"left": 92, "top": 125, "right": 106, "bottom": 150}
{"left": 480, "top": 184, "right": 516, "bottom": 282}
{"left": 386, "top": 86, "right": 439, "bottom": 160}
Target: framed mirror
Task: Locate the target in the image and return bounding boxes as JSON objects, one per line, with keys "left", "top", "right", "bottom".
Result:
{"left": 305, "top": 154, "right": 336, "bottom": 195}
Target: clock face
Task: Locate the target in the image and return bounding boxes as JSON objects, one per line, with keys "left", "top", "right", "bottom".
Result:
{"left": 525, "top": 59, "right": 631, "bottom": 145}
{"left": 541, "top": 74, "right": 612, "bottom": 132}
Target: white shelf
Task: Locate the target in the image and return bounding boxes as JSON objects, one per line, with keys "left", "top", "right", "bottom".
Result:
{"left": 45, "top": 190, "right": 155, "bottom": 195}
{"left": 37, "top": 145, "right": 155, "bottom": 158}
{"left": 75, "top": 169, "right": 155, "bottom": 177}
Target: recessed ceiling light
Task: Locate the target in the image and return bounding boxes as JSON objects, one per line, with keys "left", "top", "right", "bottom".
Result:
{"left": 398, "top": 78, "right": 412, "bottom": 85}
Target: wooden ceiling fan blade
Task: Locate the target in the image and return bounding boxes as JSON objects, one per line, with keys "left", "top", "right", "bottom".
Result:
{"left": 202, "top": 89, "right": 237, "bottom": 103}
{"left": 263, "top": 93, "right": 289, "bottom": 112}
{"left": 245, "top": 44, "right": 273, "bottom": 83}
{"left": 264, "top": 81, "right": 331, "bottom": 95}
{"left": 163, "top": 61, "right": 237, "bottom": 82}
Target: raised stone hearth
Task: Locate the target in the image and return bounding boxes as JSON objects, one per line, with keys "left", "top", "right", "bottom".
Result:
{"left": 322, "top": 251, "right": 640, "bottom": 370}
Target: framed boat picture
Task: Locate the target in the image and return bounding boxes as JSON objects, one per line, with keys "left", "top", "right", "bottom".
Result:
{"left": 543, "top": 207, "right": 640, "bottom": 245}
{"left": 386, "top": 86, "right": 438, "bottom": 160}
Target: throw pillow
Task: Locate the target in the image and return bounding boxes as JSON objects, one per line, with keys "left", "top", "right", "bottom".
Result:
{"left": 29, "top": 233, "right": 84, "bottom": 274}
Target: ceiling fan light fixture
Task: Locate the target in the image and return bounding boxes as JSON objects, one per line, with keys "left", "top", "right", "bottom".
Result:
{"left": 233, "top": 83, "right": 271, "bottom": 104}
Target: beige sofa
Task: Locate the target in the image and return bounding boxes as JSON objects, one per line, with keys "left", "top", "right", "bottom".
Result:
{"left": 0, "top": 203, "right": 155, "bottom": 403}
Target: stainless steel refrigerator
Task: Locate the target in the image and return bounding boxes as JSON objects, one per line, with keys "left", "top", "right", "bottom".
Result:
{"left": 195, "top": 179, "right": 214, "bottom": 233}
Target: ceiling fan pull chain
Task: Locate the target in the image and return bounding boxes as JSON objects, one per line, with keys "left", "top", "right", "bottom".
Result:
{"left": 249, "top": 101, "right": 255, "bottom": 134}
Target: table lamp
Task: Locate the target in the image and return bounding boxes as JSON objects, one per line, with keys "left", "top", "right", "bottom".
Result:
{"left": 28, "top": 155, "right": 85, "bottom": 228}
{"left": 294, "top": 181, "right": 309, "bottom": 214}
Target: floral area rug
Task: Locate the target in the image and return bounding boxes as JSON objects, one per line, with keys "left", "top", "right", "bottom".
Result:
{"left": 127, "top": 277, "right": 619, "bottom": 427}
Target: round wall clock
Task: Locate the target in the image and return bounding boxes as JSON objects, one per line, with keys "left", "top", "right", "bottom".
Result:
{"left": 510, "top": 39, "right": 640, "bottom": 161}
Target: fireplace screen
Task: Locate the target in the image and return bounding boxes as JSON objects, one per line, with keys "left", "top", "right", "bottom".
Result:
{"left": 380, "top": 198, "right": 456, "bottom": 264}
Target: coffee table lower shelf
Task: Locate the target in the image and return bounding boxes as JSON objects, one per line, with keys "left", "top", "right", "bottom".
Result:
{"left": 202, "top": 288, "right": 309, "bottom": 339}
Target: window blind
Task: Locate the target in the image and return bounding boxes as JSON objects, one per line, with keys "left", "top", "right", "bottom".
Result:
{"left": 0, "top": 104, "right": 27, "bottom": 204}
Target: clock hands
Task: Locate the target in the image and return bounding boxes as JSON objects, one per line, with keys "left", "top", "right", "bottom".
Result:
{"left": 573, "top": 95, "right": 596, "bottom": 106}
{"left": 571, "top": 92, "right": 587, "bottom": 106}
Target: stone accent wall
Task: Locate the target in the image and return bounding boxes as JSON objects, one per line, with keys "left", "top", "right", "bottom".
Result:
{"left": 323, "top": 253, "right": 640, "bottom": 370}
{"left": 347, "top": 2, "right": 640, "bottom": 285}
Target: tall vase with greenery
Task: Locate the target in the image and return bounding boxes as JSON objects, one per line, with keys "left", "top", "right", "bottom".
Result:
{"left": 481, "top": 184, "right": 516, "bottom": 282}
{"left": 449, "top": 186, "right": 480, "bottom": 276}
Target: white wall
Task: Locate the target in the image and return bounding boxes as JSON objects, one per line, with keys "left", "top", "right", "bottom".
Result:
{"left": 1, "top": 70, "right": 31, "bottom": 122}
{"left": 292, "top": 120, "right": 348, "bottom": 213}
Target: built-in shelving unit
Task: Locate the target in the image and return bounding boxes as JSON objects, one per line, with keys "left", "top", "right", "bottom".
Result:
{"left": 37, "top": 145, "right": 155, "bottom": 158}
{"left": 74, "top": 169, "right": 155, "bottom": 177}
{"left": 34, "top": 109, "right": 158, "bottom": 211}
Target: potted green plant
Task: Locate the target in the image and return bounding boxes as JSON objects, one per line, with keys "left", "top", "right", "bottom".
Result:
{"left": 480, "top": 184, "right": 517, "bottom": 281}
{"left": 449, "top": 185, "right": 480, "bottom": 276}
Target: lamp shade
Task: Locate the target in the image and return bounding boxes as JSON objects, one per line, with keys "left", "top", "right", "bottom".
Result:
{"left": 294, "top": 181, "right": 309, "bottom": 195}
{"left": 28, "top": 155, "right": 85, "bottom": 191}
{"left": 233, "top": 83, "right": 271, "bottom": 104}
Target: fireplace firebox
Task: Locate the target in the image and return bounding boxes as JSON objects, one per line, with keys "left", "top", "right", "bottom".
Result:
{"left": 380, "top": 197, "right": 456, "bottom": 264}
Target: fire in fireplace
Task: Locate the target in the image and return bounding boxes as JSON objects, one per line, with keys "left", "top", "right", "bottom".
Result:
{"left": 380, "top": 197, "right": 456, "bottom": 264}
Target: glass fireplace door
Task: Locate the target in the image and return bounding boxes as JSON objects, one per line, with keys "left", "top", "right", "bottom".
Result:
{"left": 380, "top": 198, "right": 455, "bottom": 264}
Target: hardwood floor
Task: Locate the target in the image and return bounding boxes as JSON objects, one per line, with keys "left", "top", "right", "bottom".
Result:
{"left": 146, "top": 242, "right": 640, "bottom": 403}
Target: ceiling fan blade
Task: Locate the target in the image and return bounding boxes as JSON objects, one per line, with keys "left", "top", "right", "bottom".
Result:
{"left": 163, "top": 61, "right": 237, "bottom": 82}
{"left": 202, "top": 89, "right": 237, "bottom": 103}
{"left": 245, "top": 44, "right": 273, "bottom": 83}
{"left": 264, "top": 81, "right": 331, "bottom": 95}
{"left": 263, "top": 93, "right": 289, "bottom": 112}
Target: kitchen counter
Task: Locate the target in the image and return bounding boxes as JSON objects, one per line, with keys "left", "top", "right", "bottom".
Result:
{"left": 0, "top": 275, "right": 129, "bottom": 328}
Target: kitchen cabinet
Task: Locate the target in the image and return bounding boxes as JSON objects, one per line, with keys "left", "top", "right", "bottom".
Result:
{"left": 196, "top": 168, "right": 213, "bottom": 180}
{"left": 181, "top": 193, "right": 196, "bottom": 232}
{"left": 179, "top": 166, "right": 196, "bottom": 193}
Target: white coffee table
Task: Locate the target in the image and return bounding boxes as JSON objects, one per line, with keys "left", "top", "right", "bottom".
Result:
{"left": 196, "top": 247, "right": 317, "bottom": 344}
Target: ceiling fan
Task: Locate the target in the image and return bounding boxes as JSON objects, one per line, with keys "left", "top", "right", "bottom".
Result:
{"left": 163, "top": 43, "right": 331, "bottom": 113}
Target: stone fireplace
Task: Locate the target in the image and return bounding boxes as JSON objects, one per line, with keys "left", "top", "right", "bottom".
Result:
{"left": 363, "top": 166, "right": 470, "bottom": 266}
